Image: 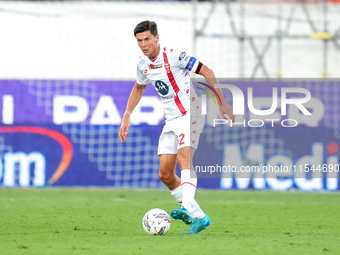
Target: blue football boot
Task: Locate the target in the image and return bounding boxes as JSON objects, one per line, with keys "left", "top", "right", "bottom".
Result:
{"left": 170, "top": 206, "right": 193, "bottom": 225}
{"left": 183, "top": 214, "right": 211, "bottom": 234}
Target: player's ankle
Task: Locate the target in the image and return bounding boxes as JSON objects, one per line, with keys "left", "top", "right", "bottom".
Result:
{"left": 191, "top": 208, "right": 205, "bottom": 219}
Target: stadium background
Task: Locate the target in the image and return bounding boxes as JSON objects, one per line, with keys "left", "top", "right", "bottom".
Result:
{"left": 0, "top": 0, "right": 340, "bottom": 191}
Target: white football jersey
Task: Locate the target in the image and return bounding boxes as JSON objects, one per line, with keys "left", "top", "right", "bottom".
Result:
{"left": 136, "top": 45, "right": 201, "bottom": 121}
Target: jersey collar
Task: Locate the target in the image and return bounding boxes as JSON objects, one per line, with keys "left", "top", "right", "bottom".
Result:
{"left": 148, "top": 44, "right": 161, "bottom": 62}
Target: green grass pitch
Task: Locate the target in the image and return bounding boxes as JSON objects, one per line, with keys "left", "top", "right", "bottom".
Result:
{"left": 0, "top": 188, "right": 339, "bottom": 255}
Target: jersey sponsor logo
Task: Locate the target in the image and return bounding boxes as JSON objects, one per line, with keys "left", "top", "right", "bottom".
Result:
{"left": 160, "top": 94, "right": 176, "bottom": 100}
{"left": 144, "top": 69, "right": 148, "bottom": 74}
{"left": 150, "top": 64, "right": 163, "bottom": 69}
{"left": 155, "top": 80, "right": 169, "bottom": 96}
{"left": 179, "top": 52, "right": 186, "bottom": 61}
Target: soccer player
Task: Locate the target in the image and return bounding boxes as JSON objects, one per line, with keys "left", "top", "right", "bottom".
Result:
{"left": 119, "top": 21, "right": 234, "bottom": 234}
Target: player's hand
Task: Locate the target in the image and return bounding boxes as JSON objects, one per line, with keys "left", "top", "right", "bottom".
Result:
{"left": 219, "top": 103, "right": 235, "bottom": 122}
{"left": 119, "top": 115, "right": 130, "bottom": 143}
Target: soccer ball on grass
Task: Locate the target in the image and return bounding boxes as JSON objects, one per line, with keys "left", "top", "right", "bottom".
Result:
{"left": 142, "top": 208, "right": 171, "bottom": 235}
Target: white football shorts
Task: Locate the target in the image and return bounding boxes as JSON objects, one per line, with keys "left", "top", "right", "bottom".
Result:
{"left": 157, "top": 113, "right": 205, "bottom": 155}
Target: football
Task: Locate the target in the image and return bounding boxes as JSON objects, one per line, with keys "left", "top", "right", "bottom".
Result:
{"left": 142, "top": 208, "right": 171, "bottom": 235}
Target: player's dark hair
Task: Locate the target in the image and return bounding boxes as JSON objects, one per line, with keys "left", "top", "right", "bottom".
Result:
{"left": 134, "top": 21, "right": 158, "bottom": 37}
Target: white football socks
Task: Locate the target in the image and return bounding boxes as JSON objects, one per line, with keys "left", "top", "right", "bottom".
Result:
{"left": 181, "top": 169, "right": 205, "bottom": 219}
{"left": 170, "top": 185, "right": 183, "bottom": 204}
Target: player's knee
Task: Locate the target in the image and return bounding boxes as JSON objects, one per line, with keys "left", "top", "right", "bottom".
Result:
{"left": 158, "top": 172, "right": 164, "bottom": 181}
{"left": 158, "top": 171, "right": 174, "bottom": 184}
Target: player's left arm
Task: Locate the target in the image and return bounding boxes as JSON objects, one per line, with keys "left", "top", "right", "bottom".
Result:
{"left": 198, "top": 64, "right": 235, "bottom": 122}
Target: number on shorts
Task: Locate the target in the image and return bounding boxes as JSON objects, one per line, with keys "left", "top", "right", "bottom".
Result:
{"left": 178, "top": 134, "right": 185, "bottom": 146}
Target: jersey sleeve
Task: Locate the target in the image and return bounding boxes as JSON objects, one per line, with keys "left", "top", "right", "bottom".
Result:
{"left": 136, "top": 64, "right": 150, "bottom": 85}
{"left": 173, "top": 51, "right": 202, "bottom": 73}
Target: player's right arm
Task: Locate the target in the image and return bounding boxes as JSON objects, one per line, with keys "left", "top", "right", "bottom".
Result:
{"left": 119, "top": 82, "right": 147, "bottom": 143}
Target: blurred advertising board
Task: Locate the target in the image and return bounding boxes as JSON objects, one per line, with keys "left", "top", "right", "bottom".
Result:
{"left": 0, "top": 79, "right": 339, "bottom": 191}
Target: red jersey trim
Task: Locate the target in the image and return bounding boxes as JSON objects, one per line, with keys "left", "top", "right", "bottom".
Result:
{"left": 163, "top": 52, "right": 187, "bottom": 116}
{"left": 149, "top": 56, "right": 158, "bottom": 62}
{"left": 181, "top": 182, "right": 197, "bottom": 188}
